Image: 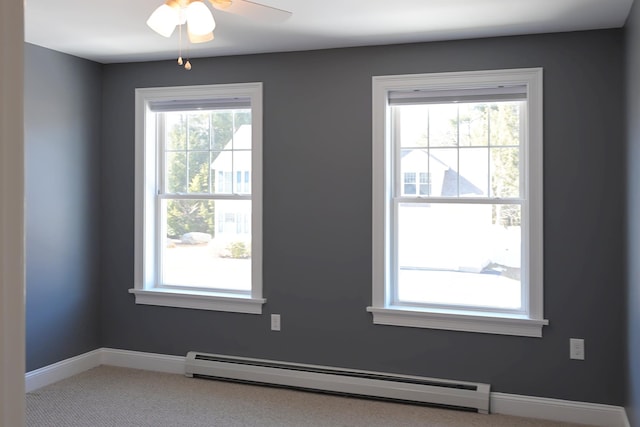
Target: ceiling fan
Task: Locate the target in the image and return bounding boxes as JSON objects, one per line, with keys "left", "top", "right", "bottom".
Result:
{"left": 208, "top": 0, "right": 292, "bottom": 22}
{"left": 147, "top": 0, "right": 292, "bottom": 69}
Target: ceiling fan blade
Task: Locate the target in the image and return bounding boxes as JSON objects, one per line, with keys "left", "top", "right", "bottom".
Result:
{"left": 209, "top": 0, "right": 292, "bottom": 22}
{"left": 209, "top": 0, "right": 233, "bottom": 9}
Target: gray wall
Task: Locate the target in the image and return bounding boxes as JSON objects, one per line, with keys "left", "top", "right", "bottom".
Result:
{"left": 626, "top": 0, "right": 640, "bottom": 424}
{"left": 100, "top": 30, "right": 626, "bottom": 405}
{"left": 25, "top": 44, "right": 102, "bottom": 371}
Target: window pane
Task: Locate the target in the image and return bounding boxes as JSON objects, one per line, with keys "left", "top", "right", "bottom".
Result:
{"left": 490, "top": 147, "right": 520, "bottom": 198}
{"left": 397, "top": 202, "right": 521, "bottom": 309}
{"left": 165, "top": 113, "right": 186, "bottom": 151}
{"left": 233, "top": 150, "right": 252, "bottom": 195}
{"left": 188, "top": 151, "right": 210, "bottom": 193}
{"left": 489, "top": 102, "right": 521, "bottom": 146}
{"left": 428, "top": 148, "right": 457, "bottom": 197}
{"left": 211, "top": 151, "right": 232, "bottom": 194}
{"left": 458, "top": 103, "right": 489, "bottom": 147}
{"left": 162, "top": 199, "right": 251, "bottom": 291}
{"left": 231, "top": 122, "right": 252, "bottom": 150}
{"left": 212, "top": 109, "right": 252, "bottom": 151}
{"left": 395, "top": 105, "right": 429, "bottom": 148}
{"left": 400, "top": 150, "right": 427, "bottom": 196}
{"left": 165, "top": 152, "right": 187, "bottom": 193}
{"left": 429, "top": 104, "right": 458, "bottom": 147}
{"left": 212, "top": 111, "right": 233, "bottom": 151}
{"left": 459, "top": 147, "right": 488, "bottom": 197}
{"left": 187, "top": 113, "right": 211, "bottom": 150}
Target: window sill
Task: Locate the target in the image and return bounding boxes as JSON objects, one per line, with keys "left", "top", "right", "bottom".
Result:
{"left": 366, "top": 306, "right": 548, "bottom": 337}
{"left": 129, "top": 288, "right": 266, "bottom": 314}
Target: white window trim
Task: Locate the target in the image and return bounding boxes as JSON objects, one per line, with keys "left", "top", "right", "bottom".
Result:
{"left": 130, "top": 83, "right": 265, "bottom": 314}
{"left": 369, "top": 68, "right": 547, "bottom": 337}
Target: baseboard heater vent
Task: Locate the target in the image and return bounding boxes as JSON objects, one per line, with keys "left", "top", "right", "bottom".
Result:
{"left": 185, "top": 352, "right": 490, "bottom": 414}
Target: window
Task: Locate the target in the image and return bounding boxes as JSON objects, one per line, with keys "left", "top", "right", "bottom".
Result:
{"left": 403, "top": 172, "right": 417, "bottom": 195}
{"left": 369, "top": 69, "right": 547, "bottom": 337}
{"left": 403, "top": 172, "right": 431, "bottom": 196}
{"left": 131, "top": 83, "right": 264, "bottom": 314}
{"left": 419, "top": 172, "right": 431, "bottom": 196}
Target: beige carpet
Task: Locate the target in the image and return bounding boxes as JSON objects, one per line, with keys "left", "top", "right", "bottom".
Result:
{"left": 26, "top": 366, "right": 589, "bottom": 427}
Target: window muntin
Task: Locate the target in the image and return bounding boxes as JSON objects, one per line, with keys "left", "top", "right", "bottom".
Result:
{"left": 133, "top": 83, "right": 264, "bottom": 314}
{"left": 370, "top": 69, "right": 546, "bottom": 336}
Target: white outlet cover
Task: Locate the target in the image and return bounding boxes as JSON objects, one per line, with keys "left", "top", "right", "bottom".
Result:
{"left": 271, "top": 314, "right": 281, "bottom": 331}
{"left": 570, "top": 338, "right": 585, "bottom": 360}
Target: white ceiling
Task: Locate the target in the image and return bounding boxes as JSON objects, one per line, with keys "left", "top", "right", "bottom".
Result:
{"left": 25, "top": 0, "right": 635, "bottom": 64}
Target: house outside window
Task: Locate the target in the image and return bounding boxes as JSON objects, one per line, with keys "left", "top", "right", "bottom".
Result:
{"left": 131, "top": 83, "right": 264, "bottom": 314}
{"left": 369, "top": 69, "right": 547, "bottom": 337}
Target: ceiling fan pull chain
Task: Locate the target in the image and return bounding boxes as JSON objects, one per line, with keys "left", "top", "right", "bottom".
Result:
{"left": 177, "top": 22, "right": 184, "bottom": 65}
{"left": 184, "top": 35, "right": 192, "bottom": 70}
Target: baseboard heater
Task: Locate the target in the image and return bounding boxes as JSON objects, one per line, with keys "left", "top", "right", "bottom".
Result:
{"left": 185, "top": 352, "right": 490, "bottom": 414}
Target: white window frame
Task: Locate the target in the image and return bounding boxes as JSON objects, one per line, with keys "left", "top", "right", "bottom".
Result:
{"left": 369, "top": 69, "right": 547, "bottom": 337}
{"left": 130, "top": 83, "right": 265, "bottom": 314}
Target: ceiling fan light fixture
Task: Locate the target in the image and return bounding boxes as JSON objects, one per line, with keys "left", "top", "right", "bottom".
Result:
{"left": 147, "top": 0, "right": 292, "bottom": 70}
{"left": 186, "top": 1, "right": 216, "bottom": 35}
{"left": 188, "top": 30, "right": 215, "bottom": 44}
{"left": 146, "top": 3, "right": 179, "bottom": 37}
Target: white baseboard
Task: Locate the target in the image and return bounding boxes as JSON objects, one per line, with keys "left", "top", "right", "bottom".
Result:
{"left": 100, "top": 348, "right": 185, "bottom": 374}
{"left": 26, "top": 348, "right": 630, "bottom": 427}
{"left": 491, "top": 392, "right": 630, "bottom": 427}
{"left": 25, "top": 348, "right": 184, "bottom": 393}
{"left": 25, "top": 349, "right": 102, "bottom": 393}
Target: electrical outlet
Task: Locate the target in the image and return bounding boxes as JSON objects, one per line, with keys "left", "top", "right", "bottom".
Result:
{"left": 271, "top": 314, "right": 281, "bottom": 331}
{"left": 570, "top": 338, "right": 585, "bottom": 360}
